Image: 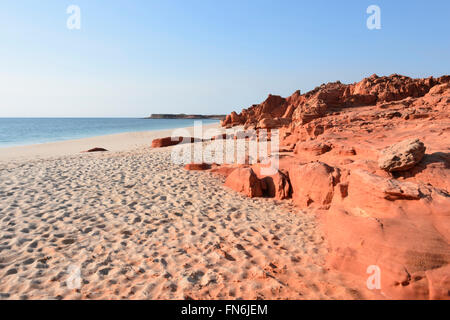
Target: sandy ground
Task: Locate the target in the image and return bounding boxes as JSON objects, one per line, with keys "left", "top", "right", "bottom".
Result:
{"left": 0, "top": 124, "right": 376, "bottom": 300}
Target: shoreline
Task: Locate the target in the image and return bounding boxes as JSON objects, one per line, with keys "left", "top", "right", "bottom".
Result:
{"left": 0, "top": 122, "right": 221, "bottom": 162}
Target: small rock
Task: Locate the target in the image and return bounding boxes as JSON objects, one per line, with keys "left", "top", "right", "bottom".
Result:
{"left": 289, "top": 162, "right": 340, "bottom": 208}
{"left": 85, "top": 147, "right": 108, "bottom": 153}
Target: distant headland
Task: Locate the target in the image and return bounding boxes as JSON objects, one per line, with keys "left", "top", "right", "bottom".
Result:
{"left": 145, "top": 114, "right": 226, "bottom": 120}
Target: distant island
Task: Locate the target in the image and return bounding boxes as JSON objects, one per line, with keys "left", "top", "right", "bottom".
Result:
{"left": 146, "top": 114, "right": 226, "bottom": 120}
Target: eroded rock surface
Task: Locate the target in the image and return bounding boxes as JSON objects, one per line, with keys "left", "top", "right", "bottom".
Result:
{"left": 215, "top": 73, "right": 450, "bottom": 299}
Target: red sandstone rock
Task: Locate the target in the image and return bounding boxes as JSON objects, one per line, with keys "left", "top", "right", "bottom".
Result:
{"left": 426, "top": 264, "right": 450, "bottom": 300}
{"left": 322, "top": 167, "right": 450, "bottom": 299}
{"left": 395, "top": 152, "right": 450, "bottom": 192}
{"left": 333, "top": 145, "right": 357, "bottom": 156}
{"left": 252, "top": 164, "right": 291, "bottom": 200}
{"left": 210, "top": 166, "right": 237, "bottom": 178}
{"left": 224, "top": 168, "right": 263, "bottom": 198}
{"left": 151, "top": 136, "right": 203, "bottom": 148}
{"left": 289, "top": 162, "right": 340, "bottom": 208}
{"left": 222, "top": 74, "right": 449, "bottom": 130}
{"left": 257, "top": 118, "right": 277, "bottom": 129}
{"left": 322, "top": 205, "right": 450, "bottom": 300}
{"left": 292, "top": 97, "right": 328, "bottom": 124}
{"left": 184, "top": 163, "right": 211, "bottom": 171}
{"left": 216, "top": 73, "right": 450, "bottom": 299}
{"left": 348, "top": 169, "right": 422, "bottom": 202}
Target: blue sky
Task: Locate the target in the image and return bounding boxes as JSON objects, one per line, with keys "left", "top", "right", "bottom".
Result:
{"left": 0, "top": 0, "right": 449, "bottom": 117}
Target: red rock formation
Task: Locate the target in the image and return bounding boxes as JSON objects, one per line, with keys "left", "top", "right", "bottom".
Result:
{"left": 209, "top": 165, "right": 238, "bottom": 178}
{"left": 222, "top": 74, "right": 449, "bottom": 130}
{"left": 184, "top": 163, "right": 211, "bottom": 171}
{"left": 323, "top": 168, "right": 450, "bottom": 299}
{"left": 289, "top": 162, "right": 340, "bottom": 208}
{"left": 224, "top": 167, "right": 263, "bottom": 198}
{"left": 151, "top": 137, "right": 184, "bottom": 148}
{"left": 294, "top": 141, "right": 332, "bottom": 156}
{"left": 216, "top": 73, "right": 450, "bottom": 299}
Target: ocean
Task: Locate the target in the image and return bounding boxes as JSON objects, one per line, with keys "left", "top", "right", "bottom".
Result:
{"left": 0, "top": 118, "right": 219, "bottom": 148}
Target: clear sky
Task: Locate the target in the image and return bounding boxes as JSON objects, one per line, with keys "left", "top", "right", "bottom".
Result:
{"left": 0, "top": 0, "right": 449, "bottom": 117}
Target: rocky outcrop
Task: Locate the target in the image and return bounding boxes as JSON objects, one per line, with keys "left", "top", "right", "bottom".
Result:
{"left": 224, "top": 168, "right": 263, "bottom": 198}
{"left": 378, "top": 139, "right": 426, "bottom": 172}
{"left": 294, "top": 141, "right": 332, "bottom": 156}
{"left": 252, "top": 164, "right": 291, "bottom": 200}
{"left": 289, "top": 162, "right": 340, "bottom": 208}
{"left": 209, "top": 74, "right": 450, "bottom": 299}
{"left": 221, "top": 74, "right": 449, "bottom": 129}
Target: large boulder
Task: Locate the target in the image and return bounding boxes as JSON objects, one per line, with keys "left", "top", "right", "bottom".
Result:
{"left": 289, "top": 162, "right": 340, "bottom": 208}
{"left": 251, "top": 164, "right": 291, "bottom": 200}
{"left": 378, "top": 139, "right": 426, "bottom": 172}
{"left": 224, "top": 167, "right": 263, "bottom": 198}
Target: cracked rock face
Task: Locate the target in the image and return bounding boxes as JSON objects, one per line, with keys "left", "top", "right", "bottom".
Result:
{"left": 378, "top": 138, "right": 426, "bottom": 172}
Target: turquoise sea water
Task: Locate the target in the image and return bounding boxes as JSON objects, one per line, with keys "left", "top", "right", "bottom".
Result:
{"left": 0, "top": 118, "right": 219, "bottom": 148}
